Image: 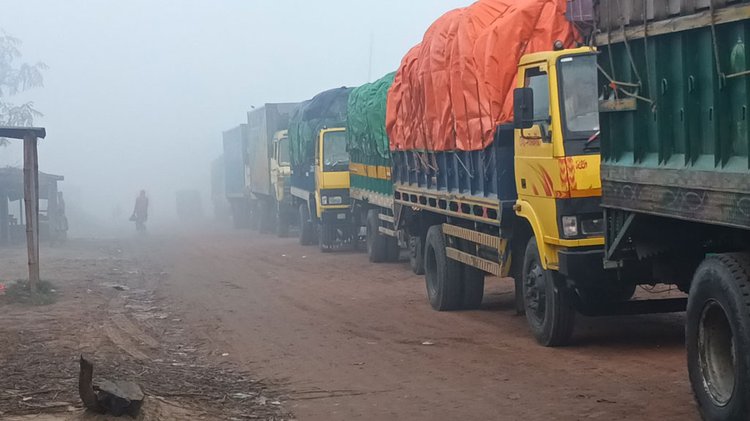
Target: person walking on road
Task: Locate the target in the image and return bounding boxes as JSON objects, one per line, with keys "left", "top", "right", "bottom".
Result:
{"left": 131, "top": 190, "right": 149, "bottom": 232}
{"left": 52, "top": 191, "right": 68, "bottom": 244}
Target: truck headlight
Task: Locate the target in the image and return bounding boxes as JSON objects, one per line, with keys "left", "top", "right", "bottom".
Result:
{"left": 581, "top": 217, "right": 604, "bottom": 235}
{"left": 329, "top": 196, "right": 343, "bottom": 205}
{"left": 321, "top": 196, "right": 328, "bottom": 205}
{"left": 562, "top": 216, "right": 578, "bottom": 238}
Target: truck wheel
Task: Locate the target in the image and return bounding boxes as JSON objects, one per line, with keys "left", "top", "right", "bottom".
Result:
{"left": 366, "top": 210, "right": 388, "bottom": 263}
{"left": 424, "top": 225, "right": 462, "bottom": 311}
{"left": 687, "top": 253, "right": 750, "bottom": 421}
{"left": 462, "top": 265, "right": 485, "bottom": 310}
{"left": 298, "top": 204, "right": 314, "bottom": 246}
{"left": 522, "top": 236, "right": 575, "bottom": 347}
{"left": 409, "top": 235, "right": 425, "bottom": 275}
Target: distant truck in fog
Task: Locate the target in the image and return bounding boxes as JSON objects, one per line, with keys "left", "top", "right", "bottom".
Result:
{"left": 222, "top": 103, "right": 298, "bottom": 234}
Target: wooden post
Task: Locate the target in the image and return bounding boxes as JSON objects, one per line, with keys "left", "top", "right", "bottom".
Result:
{"left": 23, "top": 134, "right": 40, "bottom": 293}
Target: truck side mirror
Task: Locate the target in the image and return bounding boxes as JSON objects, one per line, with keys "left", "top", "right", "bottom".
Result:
{"left": 513, "top": 88, "right": 535, "bottom": 130}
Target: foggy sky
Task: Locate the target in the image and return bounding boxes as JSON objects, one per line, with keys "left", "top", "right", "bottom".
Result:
{"left": 0, "top": 0, "right": 469, "bottom": 233}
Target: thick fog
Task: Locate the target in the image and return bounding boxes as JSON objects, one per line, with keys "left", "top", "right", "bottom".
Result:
{"left": 0, "top": 0, "right": 468, "bottom": 236}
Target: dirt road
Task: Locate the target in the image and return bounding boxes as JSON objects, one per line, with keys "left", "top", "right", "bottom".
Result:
{"left": 146, "top": 229, "right": 698, "bottom": 420}
{"left": 0, "top": 230, "right": 698, "bottom": 420}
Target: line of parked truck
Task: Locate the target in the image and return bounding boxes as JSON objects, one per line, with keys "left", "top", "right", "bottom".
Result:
{"left": 217, "top": 1, "right": 750, "bottom": 419}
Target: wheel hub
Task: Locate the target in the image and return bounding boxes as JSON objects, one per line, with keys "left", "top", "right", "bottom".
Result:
{"left": 525, "top": 262, "right": 547, "bottom": 323}
{"left": 698, "top": 300, "right": 736, "bottom": 407}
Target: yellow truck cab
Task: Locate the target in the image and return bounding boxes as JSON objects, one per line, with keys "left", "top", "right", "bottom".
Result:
{"left": 513, "top": 47, "right": 604, "bottom": 270}
{"left": 315, "top": 128, "right": 350, "bottom": 217}
{"left": 510, "top": 46, "right": 623, "bottom": 345}
{"left": 313, "top": 127, "right": 355, "bottom": 251}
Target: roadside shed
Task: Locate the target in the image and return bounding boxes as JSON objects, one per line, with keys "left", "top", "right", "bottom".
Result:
{"left": 0, "top": 167, "right": 64, "bottom": 245}
{"left": 0, "top": 126, "right": 47, "bottom": 293}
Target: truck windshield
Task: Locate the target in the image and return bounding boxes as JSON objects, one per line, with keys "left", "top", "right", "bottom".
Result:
{"left": 278, "top": 136, "right": 290, "bottom": 165}
{"left": 559, "top": 54, "right": 599, "bottom": 139}
{"left": 322, "top": 131, "right": 349, "bottom": 172}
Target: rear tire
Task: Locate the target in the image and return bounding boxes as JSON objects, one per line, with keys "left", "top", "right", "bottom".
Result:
{"left": 409, "top": 235, "right": 425, "bottom": 275}
{"left": 522, "top": 237, "right": 575, "bottom": 347}
{"left": 298, "top": 204, "right": 314, "bottom": 246}
{"left": 366, "top": 210, "right": 388, "bottom": 263}
{"left": 687, "top": 253, "right": 750, "bottom": 421}
{"left": 424, "top": 225, "right": 462, "bottom": 311}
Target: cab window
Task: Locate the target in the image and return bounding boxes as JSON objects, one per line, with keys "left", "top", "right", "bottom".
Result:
{"left": 524, "top": 68, "right": 551, "bottom": 142}
{"left": 322, "top": 131, "right": 349, "bottom": 172}
{"left": 277, "top": 136, "right": 290, "bottom": 165}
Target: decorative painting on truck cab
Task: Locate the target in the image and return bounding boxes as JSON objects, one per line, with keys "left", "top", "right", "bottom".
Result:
{"left": 524, "top": 157, "right": 601, "bottom": 200}
{"left": 529, "top": 164, "right": 554, "bottom": 198}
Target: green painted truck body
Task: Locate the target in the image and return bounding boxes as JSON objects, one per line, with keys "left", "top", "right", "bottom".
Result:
{"left": 349, "top": 152, "right": 393, "bottom": 196}
{"left": 347, "top": 73, "right": 395, "bottom": 200}
{"left": 598, "top": 1, "right": 750, "bottom": 230}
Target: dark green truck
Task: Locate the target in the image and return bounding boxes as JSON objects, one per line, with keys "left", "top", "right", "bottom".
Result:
{"left": 583, "top": 0, "right": 750, "bottom": 418}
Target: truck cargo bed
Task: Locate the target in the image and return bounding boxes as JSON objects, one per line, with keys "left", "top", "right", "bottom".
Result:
{"left": 598, "top": 2, "right": 750, "bottom": 229}
{"left": 392, "top": 125, "right": 517, "bottom": 225}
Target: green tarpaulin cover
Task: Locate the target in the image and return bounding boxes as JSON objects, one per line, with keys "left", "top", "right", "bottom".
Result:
{"left": 289, "top": 87, "right": 352, "bottom": 167}
{"left": 346, "top": 72, "right": 395, "bottom": 161}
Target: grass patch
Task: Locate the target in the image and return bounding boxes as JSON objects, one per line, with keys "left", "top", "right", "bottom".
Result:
{"left": 0, "top": 279, "right": 57, "bottom": 305}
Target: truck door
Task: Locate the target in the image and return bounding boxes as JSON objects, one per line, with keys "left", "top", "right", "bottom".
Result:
{"left": 515, "top": 63, "right": 560, "bottom": 201}
{"left": 513, "top": 62, "right": 569, "bottom": 267}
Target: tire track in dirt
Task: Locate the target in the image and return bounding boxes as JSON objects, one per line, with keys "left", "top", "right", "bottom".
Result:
{"left": 102, "top": 322, "right": 151, "bottom": 361}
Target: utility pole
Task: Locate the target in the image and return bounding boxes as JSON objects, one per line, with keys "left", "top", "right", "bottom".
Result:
{"left": 23, "top": 133, "right": 40, "bottom": 293}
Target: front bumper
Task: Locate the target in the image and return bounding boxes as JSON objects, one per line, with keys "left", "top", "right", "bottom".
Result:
{"left": 320, "top": 208, "right": 351, "bottom": 225}
{"left": 558, "top": 248, "right": 611, "bottom": 286}
{"left": 558, "top": 246, "right": 653, "bottom": 288}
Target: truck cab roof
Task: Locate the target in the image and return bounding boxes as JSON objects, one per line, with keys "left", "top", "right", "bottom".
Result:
{"left": 518, "top": 46, "right": 596, "bottom": 66}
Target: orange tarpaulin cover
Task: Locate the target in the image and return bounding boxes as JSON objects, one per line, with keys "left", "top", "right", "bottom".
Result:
{"left": 386, "top": 0, "right": 578, "bottom": 152}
